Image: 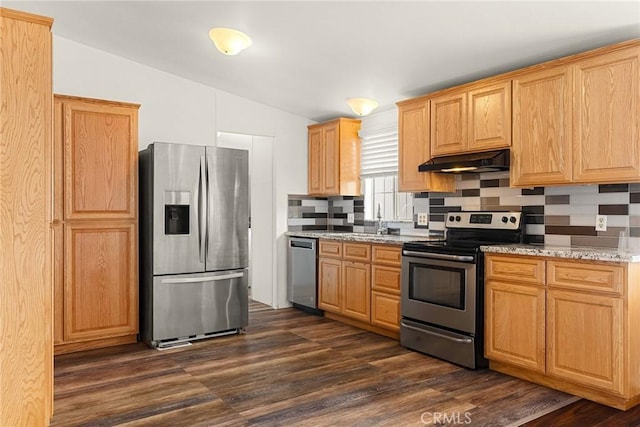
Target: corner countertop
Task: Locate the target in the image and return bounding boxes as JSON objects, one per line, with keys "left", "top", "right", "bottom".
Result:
{"left": 481, "top": 244, "right": 640, "bottom": 263}
{"left": 285, "top": 231, "right": 442, "bottom": 246}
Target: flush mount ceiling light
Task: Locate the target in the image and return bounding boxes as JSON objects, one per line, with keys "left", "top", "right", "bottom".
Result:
{"left": 208, "top": 27, "right": 252, "bottom": 55}
{"left": 347, "top": 97, "right": 379, "bottom": 116}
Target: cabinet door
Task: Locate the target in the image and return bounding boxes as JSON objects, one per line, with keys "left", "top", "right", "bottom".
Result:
{"left": 485, "top": 281, "right": 546, "bottom": 373}
{"left": 371, "top": 291, "right": 400, "bottom": 332}
{"left": 61, "top": 98, "right": 138, "bottom": 220}
{"left": 307, "top": 125, "right": 324, "bottom": 195}
{"left": 323, "top": 121, "right": 340, "bottom": 195}
{"left": 430, "top": 92, "right": 467, "bottom": 156}
{"left": 342, "top": 261, "right": 371, "bottom": 322}
{"left": 573, "top": 47, "right": 640, "bottom": 183}
{"left": 53, "top": 223, "right": 64, "bottom": 345}
{"left": 511, "top": 66, "right": 573, "bottom": 186}
{"left": 64, "top": 221, "right": 138, "bottom": 342}
{"left": 397, "top": 100, "right": 455, "bottom": 192}
{"left": 318, "top": 257, "right": 342, "bottom": 313}
{"left": 468, "top": 81, "right": 511, "bottom": 151}
{"left": 547, "top": 289, "right": 624, "bottom": 394}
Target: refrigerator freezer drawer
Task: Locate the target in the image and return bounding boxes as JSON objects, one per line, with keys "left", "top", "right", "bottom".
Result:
{"left": 150, "top": 270, "right": 248, "bottom": 343}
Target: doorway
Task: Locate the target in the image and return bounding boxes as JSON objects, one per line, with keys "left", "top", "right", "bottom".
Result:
{"left": 216, "top": 132, "right": 275, "bottom": 307}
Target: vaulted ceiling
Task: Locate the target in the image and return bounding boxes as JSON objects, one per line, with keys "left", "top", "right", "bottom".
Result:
{"left": 7, "top": 1, "right": 640, "bottom": 122}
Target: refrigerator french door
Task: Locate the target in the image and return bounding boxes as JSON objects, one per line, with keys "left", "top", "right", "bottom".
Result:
{"left": 139, "top": 142, "right": 249, "bottom": 348}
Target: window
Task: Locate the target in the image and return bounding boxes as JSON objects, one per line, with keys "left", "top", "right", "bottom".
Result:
{"left": 359, "top": 110, "right": 413, "bottom": 221}
{"left": 363, "top": 175, "right": 414, "bottom": 221}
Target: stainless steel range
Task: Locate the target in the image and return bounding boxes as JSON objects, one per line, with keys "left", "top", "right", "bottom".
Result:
{"left": 400, "top": 211, "right": 523, "bottom": 369}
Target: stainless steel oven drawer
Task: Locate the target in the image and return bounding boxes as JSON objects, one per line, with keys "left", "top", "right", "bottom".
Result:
{"left": 400, "top": 318, "right": 486, "bottom": 369}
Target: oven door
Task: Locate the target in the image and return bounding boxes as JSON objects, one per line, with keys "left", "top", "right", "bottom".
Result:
{"left": 401, "top": 251, "right": 477, "bottom": 334}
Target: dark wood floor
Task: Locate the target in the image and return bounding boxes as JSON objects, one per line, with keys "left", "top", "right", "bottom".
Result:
{"left": 50, "top": 303, "right": 639, "bottom": 426}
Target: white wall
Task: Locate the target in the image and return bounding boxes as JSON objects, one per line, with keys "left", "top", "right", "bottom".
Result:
{"left": 53, "top": 36, "right": 310, "bottom": 309}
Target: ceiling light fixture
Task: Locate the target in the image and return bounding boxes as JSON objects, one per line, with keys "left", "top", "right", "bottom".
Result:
{"left": 208, "top": 27, "right": 252, "bottom": 55}
{"left": 347, "top": 97, "right": 379, "bottom": 116}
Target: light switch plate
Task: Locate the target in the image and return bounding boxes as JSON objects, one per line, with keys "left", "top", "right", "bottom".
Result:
{"left": 347, "top": 213, "right": 355, "bottom": 223}
{"left": 417, "top": 213, "right": 429, "bottom": 226}
{"left": 596, "top": 215, "right": 607, "bottom": 231}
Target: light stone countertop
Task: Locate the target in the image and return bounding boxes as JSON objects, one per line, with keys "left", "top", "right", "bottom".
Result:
{"left": 285, "top": 231, "right": 442, "bottom": 246}
{"left": 481, "top": 244, "right": 640, "bottom": 263}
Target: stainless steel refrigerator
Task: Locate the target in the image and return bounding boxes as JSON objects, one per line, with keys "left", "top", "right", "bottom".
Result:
{"left": 139, "top": 142, "right": 249, "bottom": 348}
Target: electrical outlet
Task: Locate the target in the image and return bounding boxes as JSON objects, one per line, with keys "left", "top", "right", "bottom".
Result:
{"left": 596, "top": 214, "right": 607, "bottom": 231}
{"left": 347, "top": 213, "right": 355, "bottom": 224}
{"left": 417, "top": 213, "right": 429, "bottom": 226}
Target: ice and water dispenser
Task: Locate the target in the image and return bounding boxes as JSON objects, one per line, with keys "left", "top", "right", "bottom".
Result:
{"left": 164, "top": 191, "right": 191, "bottom": 235}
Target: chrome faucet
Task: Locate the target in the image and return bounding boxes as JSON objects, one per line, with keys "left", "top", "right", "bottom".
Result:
{"left": 376, "top": 203, "right": 387, "bottom": 235}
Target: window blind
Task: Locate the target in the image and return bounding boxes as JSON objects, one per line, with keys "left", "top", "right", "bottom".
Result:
{"left": 359, "top": 110, "right": 398, "bottom": 177}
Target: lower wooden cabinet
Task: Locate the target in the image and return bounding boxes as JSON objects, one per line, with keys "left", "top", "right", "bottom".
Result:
{"left": 342, "top": 261, "right": 371, "bottom": 322}
{"left": 547, "top": 289, "right": 624, "bottom": 394}
{"left": 485, "top": 281, "right": 545, "bottom": 372}
{"left": 485, "top": 254, "right": 640, "bottom": 410}
{"left": 318, "top": 240, "right": 401, "bottom": 337}
{"left": 319, "top": 257, "right": 342, "bottom": 312}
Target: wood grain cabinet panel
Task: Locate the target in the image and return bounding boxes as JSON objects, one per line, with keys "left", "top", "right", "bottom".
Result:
{"left": 54, "top": 95, "right": 140, "bottom": 355}
{"left": 371, "top": 265, "right": 401, "bottom": 295}
{"left": 372, "top": 244, "right": 402, "bottom": 267}
{"left": 511, "top": 66, "right": 573, "bottom": 186}
{"left": 485, "top": 255, "right": 545, "bottom": 285}
{"left": 547, "top": 289, "right": 624, "bottom": 394}
{"left": 342, "top": 261, "right": 371, "bottom": 322}
{"left": 64, "top": 222, "right": 138, "bottom": 342}
{"left": 468, "top": 81, "right": 511, "bottom": 151}
{"left": 573, "top": 46, "right": 640, "bottom": 183}
{"left": 307, "top": 118, "right": 361, "bottom": 196}
{"left": 0, "top": 8, "right": 54, "bottom": 424}
{"left": 371, "top": 291, "right": 400, "bottom": 332}
{"left": 547, "top": 260, "right": 624, "bottom": 295}
{"left": 431, "top": 91, "right": 467, "bottom": 156}
{"left": 485, "top": 281, "right": 546, "bottom": 372}
{"left": 319, "top": 240, "right": 342, "bottom": 258}
{"left": 318, "top": 257, "right": 342, "bottom": 313}
{"left": 343, "top": 242, "right": 371, "bottom": 262}
{"left": 59, "top": 96, "right": 138, "bottom": 220}
{"left": 397, "top": 98, "right": 454, "bottom": 192}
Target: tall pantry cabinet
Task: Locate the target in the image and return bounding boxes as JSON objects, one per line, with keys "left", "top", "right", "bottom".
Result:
{"left": 0, "top": 7, "right": 54, "bottom": 425}
{"left": 53, "top": 95, "right": 140, "bottom": 354}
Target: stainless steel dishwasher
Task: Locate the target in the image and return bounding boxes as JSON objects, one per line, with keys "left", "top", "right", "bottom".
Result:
{"left": 287, "top": 237, "right": 321, "bottom": 314}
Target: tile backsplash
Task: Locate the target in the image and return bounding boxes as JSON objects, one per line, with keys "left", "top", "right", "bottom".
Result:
{"left": 288, "top": 171, "right": 640, "bottom": 249}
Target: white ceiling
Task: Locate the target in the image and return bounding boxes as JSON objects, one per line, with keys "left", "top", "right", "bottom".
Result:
{"left": 5, "top": 1, "right": 640, "bottom": 122}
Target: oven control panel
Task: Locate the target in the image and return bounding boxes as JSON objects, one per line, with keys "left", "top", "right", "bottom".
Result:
{"left": 445, "top": 211, "right": 522, "bottom": 230}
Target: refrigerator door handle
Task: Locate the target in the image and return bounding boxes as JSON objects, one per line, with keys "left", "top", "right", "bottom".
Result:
{"left": 198, "top": 155, "right": 207, "bottom": 263}
{"left": 161, "top": 272, "right": 245, "bottom": 284}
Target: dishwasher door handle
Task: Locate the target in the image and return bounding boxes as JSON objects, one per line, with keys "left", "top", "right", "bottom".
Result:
{"left": 289, "top": 240, "right": 316, "bottom": 250}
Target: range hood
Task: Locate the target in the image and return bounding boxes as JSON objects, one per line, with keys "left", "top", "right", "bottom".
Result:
{"left": 418, "top": 149, "right": 510, "bottom": 174}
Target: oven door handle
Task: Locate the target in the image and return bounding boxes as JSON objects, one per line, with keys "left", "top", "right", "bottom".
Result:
{"left": 402, "top": 250, "right": 475, "bottom": 262}
{"left": 401, "top": 321, "right": 473, "bottom": 344}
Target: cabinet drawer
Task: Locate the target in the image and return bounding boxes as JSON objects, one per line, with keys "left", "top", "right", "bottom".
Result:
{"left": 547, "top": 260, "right": 625, "bottom": 295}
{"left": 371, "top": 265, "right": 401, "bottom": 295}
{"left": 343, "top": 242, "right": 371, "bottom": 262}
{"left": 372, "top": 245, "right": 401, "bottom": 266}
{"left": 319, "top": 240, "right": 342, "bottom": 258}
{"left": 486, "top": 255, "right": 545, "bottom": 286}
{"left": 371, "top": 291, "right": 400, "bottom": 332}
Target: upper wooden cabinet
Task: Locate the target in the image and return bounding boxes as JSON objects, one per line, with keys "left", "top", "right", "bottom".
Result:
{"left": 56, "top": 95, "right": 139, "bottom": 220}
{"left": 308, "top": 118, "right": 361, "bottom": 196}
{"left": 511, "top": 43, "right": 640, "bottom": 186}
{"left": 397, "top": 98, "right": 454, "bottom": 192}
{"left": 511, "top": 66, "right": 573, "bottom": 187}
{"left": 573, "top": 47, "right": 640, "bottom": 183}
{"left": 430, "top": 80, "right": 511, "bottom": 157}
